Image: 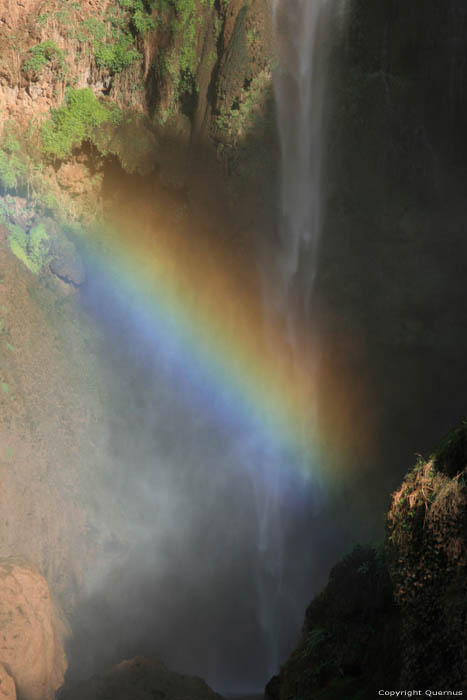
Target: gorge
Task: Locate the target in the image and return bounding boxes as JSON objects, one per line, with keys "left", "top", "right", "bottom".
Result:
{"left": 0, "top": 0, "right": 466, "bottom": 698}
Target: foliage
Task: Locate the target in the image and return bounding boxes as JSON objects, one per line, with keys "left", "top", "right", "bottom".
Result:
{"left": 154, "top": 0, "right": 216, "bottom": 115}
{"left": 23, "top": 40, "right": 67, "bottom": 77}
{"left": 7, "top": 222, "right": 50, "bottom": 274}
{"left": 0, "top": 150, "right": 26, "bottom": 191}
{"left": 76, "top": 16, "right": 107, "bottom": 43}
{"left": 171, "top": 0, "right": 214, "bottom": 75}
{"left": 28, "top": 223, "right": 51, "bottom": 272}
{"left": 119, "top": 0, "right": 156, "bottom": 34}
{"left": 431, "top": 419, "right": 467, "bottom": 477}
{"left": 75, "top": 2, "right": 152, "bottom": 74}
{"left": 0, "top": 126, "right": 29, "bottom": 192}
{"left": 41, "top": 88, "right": 122, "bottom": 159}
{"left": 95, "top": 33, "right": 140, "bottom": 72}
{"left": 8, "top": 224, "right": 32, "bottom": 271}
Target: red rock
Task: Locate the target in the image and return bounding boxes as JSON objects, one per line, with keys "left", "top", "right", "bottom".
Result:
{"left": 0, "top": 560, "right": 68, "bottom": 700}
{"left": 0, "top": 663, "right": 16, "bottom": 699}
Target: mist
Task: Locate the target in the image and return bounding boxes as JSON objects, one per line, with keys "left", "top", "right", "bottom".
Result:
{"left": 1, "top": 0, "right": 465, "bottom": 696}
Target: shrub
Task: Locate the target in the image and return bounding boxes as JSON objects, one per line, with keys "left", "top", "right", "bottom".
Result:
{"left": 8, "top": 224, "right": 31, "bottom": 270}
{"left": 23, "top": 40, "right": 67, "bottom": 76}
{"left": 28, "top": 223, "right": 50, "bottom": 271}
{"left": 0, "top": 151, "right": 25, "bottom": 191}
{"left": 0, "top": 127, "right": 28, "bottom": 191}
{"left": 95, "top": 33, "right": 141, "bottom": 72}
{"left": 41, "top": 88, "right": 121, "bottom": 159}
{"left": 7, "top": 223, "right": 50, "bottom": 274}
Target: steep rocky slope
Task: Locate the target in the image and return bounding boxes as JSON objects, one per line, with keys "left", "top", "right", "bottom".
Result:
{"left": 0, "top": 559, "right": 68, "bottom": 700}
{"left": 0, "top": 0, "right": 276, "bottom": 620}
{"left": 265, "top": 422, "right": 467, "bottom": 698}
{"left": 0, "top": 0, "right": 276, "bottom": 224}
{"left": 0, "top": 225, "right": 125, "bottom": 609}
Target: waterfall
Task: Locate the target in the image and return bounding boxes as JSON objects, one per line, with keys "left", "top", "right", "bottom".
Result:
{"left": 251, "top": 0, "right": 333, "bottom": 679}
{"left": 65, "top": 1, "right": 337, "bottom": 691}
{"left": 271, "top": 0, "right": 330, "bottom": 313}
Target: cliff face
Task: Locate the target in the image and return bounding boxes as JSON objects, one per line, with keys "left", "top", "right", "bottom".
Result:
{"left": 265, "top": 422, "right": 467, "bottom": 698}
{"left": 0, "top": 228, "right": 117, "bottom": 607}
{"left": 311, "top": 0, "right": 467, "bottom": 533}
{"left": 0, "top": 3, "right": 277, "bottom": 685}
{"left": 387, "top": 424, "right": 467, "bottom": 690}
{"left": 0, "top": 0, "right": 276, "bottom": 222}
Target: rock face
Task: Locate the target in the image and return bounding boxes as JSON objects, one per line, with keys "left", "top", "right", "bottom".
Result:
{"left": 59, "top": 656, "right": 223, "bottom": 700}
{"left": 265, "top": 545, "right": 400, "bottom": 699}
{"left": 387, "top": 422, "right": 467, "bottom": 690}
{"left": 266, "top": 422, "right": 467, "bottom": 698}
{"left": 0, "top": 560, "right": 68, "bottom": 700}
{"left": 0, "top": 663, "right": 16, "bottom": 700}
{"left": 0, "top": 236, "right": 117, "bottom": 612}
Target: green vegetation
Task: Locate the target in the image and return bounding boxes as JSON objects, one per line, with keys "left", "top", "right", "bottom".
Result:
{"left": 28, "top": 223, "right": 51, "bottom": 271}
{"left": 431, "top": 420, "right": 467, "bottom": 477}
{"left": 95, "top": 33, "right": 140, "bottom": 72}
{"left": 74, "top": 0, "right": 156, "bottom": 74}
{"left": 23, "top": 40, "right": 67, "bottom": 77}
{"left": 0, "top": 142, "right": 26, "bottom": 191}
{"left": 76, "top": 16, "right": 139, "bottom": 74}
{"left": 119, "top": 0, "right": 156, "bottom": 35}
{"left": 8, "top": 224, "right": 31, "bottom": 270}
{"left": 41, "top": 88, "right": 122, "bottom": 159}
{"left": 151, "top": 0, "right": 217, "bottom": 122}
{"left": 7, "top": 222, "right": 50, "bottom": 274}
{"left": 173, "top": 0, "right": 214, "bottom": 76}
{"left": 75, "top": 16, "right": 107, "bottom": 43}
{"left": 0, "top": 121, "right": 50, "bottom": 198}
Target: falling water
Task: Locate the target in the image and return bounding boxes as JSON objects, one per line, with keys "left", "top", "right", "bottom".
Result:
{"left": 65, "top": 2, "right": 337, "bottom": 693}
{"left": 252, "top": 0, "right": 334, "bottom": 679}
{"left": 271, "top": 0, "right": 330, "bottom": 312}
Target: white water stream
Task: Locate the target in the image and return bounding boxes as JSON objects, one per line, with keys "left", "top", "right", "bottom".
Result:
{"left": 252, "top": 0, "right": 333, "bottom": 678}
{"left": 271, "top": 0, "right": 330, "bottom": 313}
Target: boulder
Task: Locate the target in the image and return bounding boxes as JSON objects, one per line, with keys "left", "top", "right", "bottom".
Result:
{"left": 35, "top": 217, "right": 85, "bottom": 286}
{"left": 0, "top": 560, "right": 68, "bottom": 700}
{"left": 49, "top": 233, "right": 85, "bottom": 286}
{"left": 60, "top": 657, "right": 223, "bottom": 700}
{"left": 0, "top": 663, "right": 16, "bottom": 699}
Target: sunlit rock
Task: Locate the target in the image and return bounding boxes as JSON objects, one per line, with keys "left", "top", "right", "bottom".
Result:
{"left": 0, "top": 663, "right": 16, "bottom": 700}
{"left": 0, "top": 559, "right": 68, "bottom": 700}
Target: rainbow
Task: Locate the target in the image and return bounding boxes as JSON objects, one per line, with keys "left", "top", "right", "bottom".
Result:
{"left": 77, "top": 192, "right": 370, "bottom": 489}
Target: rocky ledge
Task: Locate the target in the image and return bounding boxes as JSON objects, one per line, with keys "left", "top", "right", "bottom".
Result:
{"left": 266, "top": 421, "right": 467, "bottom": 699}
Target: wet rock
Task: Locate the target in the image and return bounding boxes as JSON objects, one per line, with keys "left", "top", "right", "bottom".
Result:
{"left": 59, "top": 657, "right": 223, "bottom": 700}
{"left": 49, "top": 234, "right": 85, "bottom": 286}
{"left": 35, "top": 217, "right": 85, "bottom": 286}
{"left": 157, "top": 114, "right": 192, "bottom": 190}
{"left": 0, "top": 195, "right": 36, "bottom": 230}
{"left": 56, "top": 163, "right": 92, "bottom": 196}
{"left": 0, "top": 559, "right": 68, "bottom": 700}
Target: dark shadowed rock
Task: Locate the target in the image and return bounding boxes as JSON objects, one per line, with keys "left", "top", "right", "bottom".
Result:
{"left": 265, "top": 421, "right": 467, "bottom": 698}
{"left": 264, "top": 545, "right": 399, "bottom": 699}
{"left": 59, "top": 657, "right": 224, "bottom": 700}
